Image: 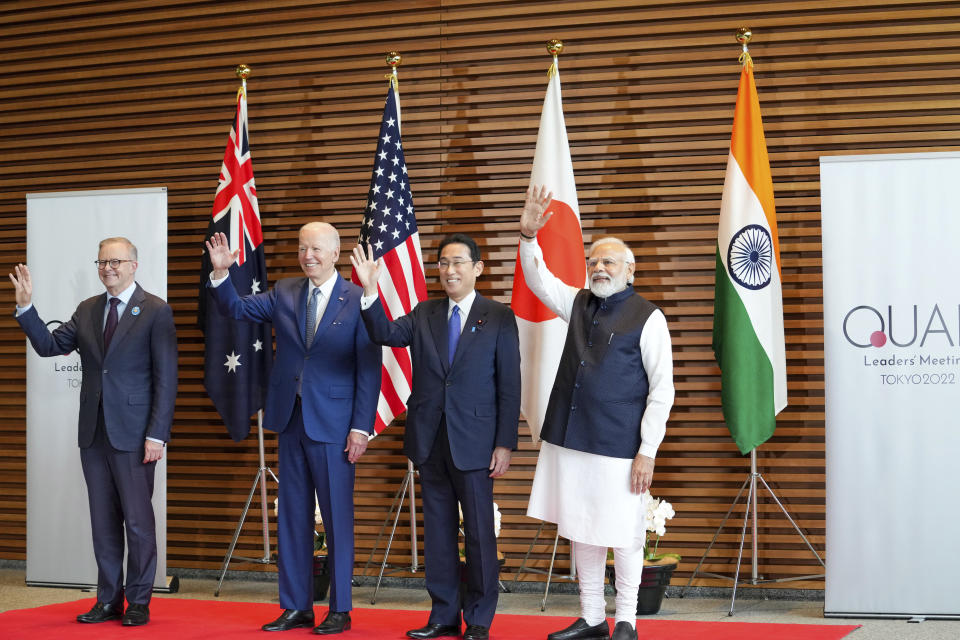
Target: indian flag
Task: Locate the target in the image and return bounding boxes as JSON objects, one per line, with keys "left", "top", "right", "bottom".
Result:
{"left": 713, "top": 60, "right": 788, "bottom": 455}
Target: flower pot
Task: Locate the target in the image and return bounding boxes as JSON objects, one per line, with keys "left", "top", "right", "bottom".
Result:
{"left": 635, "top": 560, "right": 675, "bottom": 615}
{"left": 606, "top": 556, "right": 678, "bottom": 616}
{"left": 313, "top": 555, "right": 330, "bottom": 602}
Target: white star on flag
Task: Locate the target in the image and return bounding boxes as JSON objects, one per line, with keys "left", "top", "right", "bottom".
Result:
{"left": 253, "top": 339, "right": 263, "bottom": 352}
{"left": 224, "top": 351, "right": 241, "bottom": 373}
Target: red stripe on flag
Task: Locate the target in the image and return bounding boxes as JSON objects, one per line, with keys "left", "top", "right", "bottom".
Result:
{"left": 405, "top": 236, "right": 428, "bottom": 301}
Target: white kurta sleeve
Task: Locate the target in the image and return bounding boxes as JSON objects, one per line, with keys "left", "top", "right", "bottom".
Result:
{"left": 636, "top": 309, "right": 674, "bottom": 459}
{"left": 518, "top": 238, "right": 579, "bottom": 321}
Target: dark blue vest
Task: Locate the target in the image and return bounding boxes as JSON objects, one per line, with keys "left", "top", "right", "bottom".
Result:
{"left": 540, "top": 286, "right": 657, "bottom": 459}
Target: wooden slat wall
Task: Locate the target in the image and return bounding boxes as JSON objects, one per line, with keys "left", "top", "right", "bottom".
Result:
{"left": 2, "top": 1, "right": 959, "bottom": 590}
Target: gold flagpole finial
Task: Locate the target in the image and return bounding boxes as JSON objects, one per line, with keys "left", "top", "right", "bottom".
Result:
{"left": 235, "top": 64, "right": 250, "bottom": 98}
{"left": 736, "top": 28, "right": 753, "bottom": 66}
{"left": 546, "top": 40, "right": 563, "bottom": 78}
{"left": 385, "top": 51, "right": 401, "bottom": 88}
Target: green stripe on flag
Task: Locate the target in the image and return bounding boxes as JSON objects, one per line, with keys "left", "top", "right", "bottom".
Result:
{"left": 712, "top": 249, "right": 777, "bottom": 454}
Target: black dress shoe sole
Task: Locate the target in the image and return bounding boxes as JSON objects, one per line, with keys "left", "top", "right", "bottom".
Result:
{"left": 406, "top": 628, "right": 461, "bottom": 639}
{"left": 77, "top": 615, "right": 121, "bottom": 623}
{"left": 263, "top": 624, "right": 315, "bottom": 631}
{"left": 122, "top": 617, "right": 149, "bottom": 626}
{"left": 313, "top": 621, "right": 351, "bottom": 635}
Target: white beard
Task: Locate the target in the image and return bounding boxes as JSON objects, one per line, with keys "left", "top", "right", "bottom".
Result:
{"left": 589, "top": 273, "right": 627, "bottom": 298}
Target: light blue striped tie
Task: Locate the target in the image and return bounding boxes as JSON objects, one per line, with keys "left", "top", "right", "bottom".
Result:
{"left": 305, "top": 288, "right": 320, "bottom": 349}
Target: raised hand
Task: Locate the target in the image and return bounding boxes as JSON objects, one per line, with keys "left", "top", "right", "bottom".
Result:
{"left": 205, "top": 232, "right": 239, "bottom": 278}
{"left": 520, "top": 184, "right": 555, "bottom": 240}
{"left": 9, "top": 263, "right": 33, "bottom": 308}
{"left": 349, "top": 244, "right": 382, "bottom": 297}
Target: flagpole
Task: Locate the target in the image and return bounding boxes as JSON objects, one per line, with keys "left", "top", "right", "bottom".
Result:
{"left": 385, "top": 50, "right": 420, "bottom": 574}
{"left": 214, "top": 64, "right": 280, "bottom": 597}
{"left": 361, "top": 51, "right": 428, "bottom": 601}
{"left": 237, "top": 62, "right": 273, "bottom": 570}
{"left": 510, "top": 40, "right": 582, "bottom": 610}
{"left": 679, "top": 30, "right": 824, "bottom": 613}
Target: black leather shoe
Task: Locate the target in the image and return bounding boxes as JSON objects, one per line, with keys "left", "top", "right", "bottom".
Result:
{"left": 313, "top": 611, "right": 351, "bottom": 635}
{"left": 547, "top": 617, "right": 610, "bottom": 640}
{"left": 76, "top": 601, "right": 123, "bottom": 623}
{"left": 406, "top": 622, "right": 461, "bottom": 639}
{"left": 121, "top": 603, "right": 150, "bottom": 626}
{"left": 262, "top": 609, "right": 315, "bottom": 631}
{"left": 610, "top": 621, "right": 637, "bottom": 640}
{"left": 463, "top": 624, "right": 489, "bottom": 640}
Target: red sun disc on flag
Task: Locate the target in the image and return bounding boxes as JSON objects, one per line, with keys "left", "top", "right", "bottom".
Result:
{"left": 512, "top": 198, "right": 586, "bottom": 322}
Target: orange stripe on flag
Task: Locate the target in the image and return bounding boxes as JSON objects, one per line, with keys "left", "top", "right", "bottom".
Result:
{"left": 730, "top": 63, "right": 781, "bottom": 273}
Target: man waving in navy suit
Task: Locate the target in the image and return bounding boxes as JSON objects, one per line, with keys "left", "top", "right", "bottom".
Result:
{"left": 206, "top": 223, "right": 380, "bottom": 635}
{"left": 351, "top": 233, "right": 521, "bottom": 640}
{"left": 10, "top": 237, "right": 177, "bottom": 627}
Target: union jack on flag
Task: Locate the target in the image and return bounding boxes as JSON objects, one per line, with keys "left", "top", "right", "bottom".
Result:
{"left": 353, "top": 82, "right": 427, "bottom": 434}
{"left": 200, "top": 88, "right": 273, "bottom": 442}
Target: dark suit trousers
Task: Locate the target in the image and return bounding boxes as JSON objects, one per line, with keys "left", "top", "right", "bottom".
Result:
{"left": 78, "top": 408, "right": 157, "bottom": 606}
{"left": 277, "top": 399, "right": 355, "bottom": 612}
{"left": 420, "top": 422, "right": 499, "bottom": 628}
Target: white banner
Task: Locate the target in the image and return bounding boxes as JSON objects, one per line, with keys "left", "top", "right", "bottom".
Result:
{"left": 822, "top": 153, "right": 960, "bottom": 617}
{"left": 25, "top": 188, "right": 169, "bottom": 590}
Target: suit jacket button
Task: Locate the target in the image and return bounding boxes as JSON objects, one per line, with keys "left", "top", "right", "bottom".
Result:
{"left": 445, "top": 381, "right": 451, "bottom": 387}
{"left": 103, "top": 369, "right": 108, "bottom": 374}
{"left": 571, "top": 405, "right": 577, "bottom": 411}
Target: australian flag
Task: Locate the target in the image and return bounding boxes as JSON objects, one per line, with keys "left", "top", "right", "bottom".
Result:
{"left": 199, "top": 89, "right": 272, "bottom": 442}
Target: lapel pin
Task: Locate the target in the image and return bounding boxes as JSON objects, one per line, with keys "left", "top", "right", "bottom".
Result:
{"left": 131, "top": 306, "right": 141, "bottom": 316}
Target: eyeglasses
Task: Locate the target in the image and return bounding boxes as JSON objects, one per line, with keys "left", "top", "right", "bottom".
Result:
{"left": 587, "top": 257, "right": 627, "bottom": 269}
{"left": 94, "top": 259, "right": 134, "bottom": 269}
{"left": 437, "top": 259, "right": 475, "bottom": 270}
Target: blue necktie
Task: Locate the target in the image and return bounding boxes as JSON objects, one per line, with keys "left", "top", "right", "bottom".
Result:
{"left": 448, "top": 305, "right": 461, "bottom": 366}
{"left": 305, "top": 288, "right": 320, "bottom": 349}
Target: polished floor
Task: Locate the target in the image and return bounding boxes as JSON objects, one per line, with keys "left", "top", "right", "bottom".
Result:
{"left": 0, "top": 567, "right": 956, "bottom": 639}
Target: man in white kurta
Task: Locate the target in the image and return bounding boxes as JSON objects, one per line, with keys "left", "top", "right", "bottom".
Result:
{"left": 519, "top": 186, "right": 674, "bottom": 640}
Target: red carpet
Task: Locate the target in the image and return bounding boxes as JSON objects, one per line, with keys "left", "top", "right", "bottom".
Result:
{"left": 0, "top": 597, "right": 860, "bottom": 640}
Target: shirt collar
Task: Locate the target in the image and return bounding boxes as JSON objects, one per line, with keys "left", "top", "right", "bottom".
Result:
{"left": 308, "top": 271, "right": 338, "bottom": 301}
{"left": 449, "top": 289, "right": 477, "bottom": 318}
{"left": 109, "top": 281, "right": 137, "bottom": 306}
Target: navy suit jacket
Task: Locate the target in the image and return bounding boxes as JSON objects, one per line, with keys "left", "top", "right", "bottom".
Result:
{"left": 209, "top": 270, "right": 380, "bottom": 441}
{"left": 362, "top": 294, "right": 521, "bottom": 470}
{"left": 17, "top": 283, "right": 178, "bottom": 452}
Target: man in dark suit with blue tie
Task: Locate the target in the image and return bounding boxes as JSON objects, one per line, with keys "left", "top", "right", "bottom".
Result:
{"left": 351, "top": 233, "right": 521, "bottom": 640}
{"left": 10, "top": 237, "right": 178, "bottom": 627}
{"left": 205, "top": 223, "right": 380, "bottom": 635}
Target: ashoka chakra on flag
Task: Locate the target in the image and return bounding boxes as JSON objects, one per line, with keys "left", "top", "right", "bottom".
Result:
{"left": 727, "top": 223, "right": 773, "bottom": 290}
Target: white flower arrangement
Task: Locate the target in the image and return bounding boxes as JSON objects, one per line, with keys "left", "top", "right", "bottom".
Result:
{"left": 457, "top": 502, "right": 502, "bottom": 541}
{"left": 643, "top": 490, "right": 676, "bottom": 561}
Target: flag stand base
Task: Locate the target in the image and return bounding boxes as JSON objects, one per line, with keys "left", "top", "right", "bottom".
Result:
{"left": 512, "top": 521, "right": 576, "bottom": 611}
{"left": 214, "top": 411, "right": 278, "bottom": 596}
{"left": 679, "top": 449, "right": 824, "bottom": 615}
{"left": 362, "top": 459, "right": 420, "bottom": 604}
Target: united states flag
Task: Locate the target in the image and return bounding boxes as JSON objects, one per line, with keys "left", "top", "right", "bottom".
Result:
{"left": 353, "top": 82, "right": 427, "bottom": 434}
{"left": 200, "top": 89, "right": 273, "bottom": 442}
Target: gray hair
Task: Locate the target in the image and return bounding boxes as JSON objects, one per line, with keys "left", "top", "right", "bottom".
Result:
{"left": 588, "top": 236, "right": 634, "bottom": 264}
{"left": 300, "top": 221, "right": 340, "bottom": 249}
{"left": 99, "top": 237, "right": 137, "bottom": 260}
